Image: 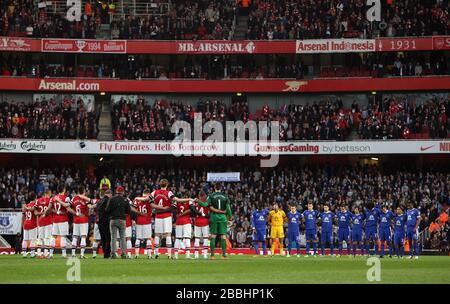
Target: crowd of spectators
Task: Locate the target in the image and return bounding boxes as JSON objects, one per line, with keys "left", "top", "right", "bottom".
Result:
{"left": 1, "top": 0, "right": 236, "bottom": 40}
{"left": 245, "top": 0, "right": 449, "bottom": 40}
{"left": 0, "top": 97, "right": 100, "bottom": 139}
{"left": 1, "top": 0, "right": 448, "bottom": 40}
{"left": 356, "top": 95, "right": 449, "bottom": 140}
{"left": 1, "top": 164, "right": 449, "bottom": 250}
{"left": 2, "top": 52, "right": 448, "bottom": 80}
{"left": 111, "top": 96, "right": 250, "bottom": 140}
{"left": 111, "top": 95, "right": 449, "bottom": 141}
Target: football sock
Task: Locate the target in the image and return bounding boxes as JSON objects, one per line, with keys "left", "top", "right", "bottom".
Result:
{"left": 185, "top": 238, "right": 191, "bottom": 256}
{"left": 154, "top": 236, "right": 160, "bottom": 255}
{"left": 126, "top": 240, "right": 132, "bottom": 256}
{"left": 306, "top": 241, "right": 310, "bottom": 255}
{"left": 146, "top": 240, "right": 152, "bottom": 257}
{"left": 72, "top": 237, "right": 77, "bottom": 256}
{"left": 61, "top": 237, "right": 67, "bottom": 256}
{"left": 221, "top": 238, "right": 227, "bottom": 256}
{"left": 134, "top": 240, "right": 140, "bottom": 256}
{"left": 312, "top": 242, "right": 317, "bottom": 255}
{"left": 166, "top": 236, "right": 172, "bottom": 257}
{"left": 262, "top": 241, "right": 267, "bottom": 255}
{"left": 202, "top": 239, "right": 208, "bottom": 257}
{"left": 279, "top": 238, "right": 284, "bottom": 254}
{"left": 210, "top": 237, "right": 216, "bottom": 256}
{"left": 50, "top": 237, "right": 55, "bottom": 256}
{"left": 92, "top": 240, "right": 98, "bottom": 256}
{"left": 339, "top": 243, "right": 342, "bottom": 255}
{"left": 21, "top": 240, "right": 27, "bottom": 255}
{"left": 80, "top": 237, "right": 86, "bottom": 256}
{"left": 255, "top": 241, "right": 260, "bottom": 254}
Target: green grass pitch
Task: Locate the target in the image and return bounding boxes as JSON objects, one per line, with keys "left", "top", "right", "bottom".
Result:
{"left": 1, "top": 254, "right": 449, "bottom": 284}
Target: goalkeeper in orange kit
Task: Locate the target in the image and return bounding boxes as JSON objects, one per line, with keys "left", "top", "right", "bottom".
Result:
{"left": 267, "top": 202, "right": 287, "bottom": 256}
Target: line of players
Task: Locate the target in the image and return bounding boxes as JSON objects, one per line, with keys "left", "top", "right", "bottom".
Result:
{"left": 21, "top": 181, "right": 212, "bottom": 259}
{"left": 252, "top": 200, "right": 422, "bottom": 259}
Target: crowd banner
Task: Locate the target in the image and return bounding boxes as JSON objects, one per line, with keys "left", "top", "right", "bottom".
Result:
{"left": 0, "top": 212, "right": 22, "bottom": 235}
{"left": 207, "top": 172, "right": 241, "bottom": 182}
{"left": 0, "top": 140, "right": 449, "bottom": 155}
{"left": 0, "top": 77, "right": 449, "bottom": 93}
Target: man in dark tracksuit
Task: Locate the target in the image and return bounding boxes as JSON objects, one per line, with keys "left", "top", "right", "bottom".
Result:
{"left": 97, "top": 189, "right": 112, "bottom": 258}
{"left": 106, "top": 186, "right": 131, "bottom": 259}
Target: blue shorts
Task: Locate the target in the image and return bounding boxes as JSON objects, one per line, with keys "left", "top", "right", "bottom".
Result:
{"left": 338, "top": 228, "right": 349, "bottom": 242}
{"left": 288, "top": 230, "right": 300, "bottom": 243}
{"left": 305, "top": 229, "right": 317, "bottom": 241}
{"left": 253, "top": 229, "right": 266, "bottom": 242}
{"left": 352, "top": 231, "right": 363, "bottom": 242}
{"left": 406, "top": 229, "right": 418, "bottom": 241}
{"left": 321, "top": 231, "right": 333, "bottom": 244}
{"left": 365, "top": 228, "right": 378, "bottom": 240}
{"left": 394, "top": 233, "right": 405, "bottom": 246}
{"left": 379, "top": 228, "right": 391, "bottom": 242}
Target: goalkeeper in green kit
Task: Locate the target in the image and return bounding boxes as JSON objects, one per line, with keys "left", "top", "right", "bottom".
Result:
{"left": 206, "top": 183, "right": 232, "bottom": 259}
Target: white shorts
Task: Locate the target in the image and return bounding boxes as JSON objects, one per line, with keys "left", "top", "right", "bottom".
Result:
{"left": 117, "top": 226, "right": 132, "bottom": 239}
{"left": 136, "top": 224, "right": 152, "bottom": 239}
{"left": 52, "top": 222, "right": 69, "bottom": 236}
{"left": 94, "top": 223, "right": 101, "bottom": 240}
{"left": 155, "top": 217, "right": 172, "bottom": 234}
{"left": 38, "top": 224, "right": 52, "bottom": 239}
{"left": 73, "top": 223, "right": 89, "bottom": 237}
{"left": 194, "top": 225, "right": 209, "bottom": 239}
{"left": 176, "top": 224, "right": 192, "bottom": 239}
{"left": 23, "top": 228, "right": 37, "bottom": 241}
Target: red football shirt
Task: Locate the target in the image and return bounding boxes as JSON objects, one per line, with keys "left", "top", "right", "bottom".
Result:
{"left": 23, "top": 201, "right": 38, "bottom": 230}
{"left": 36, "top": 197, "right": 52, "bottom": 227}
{"left": 151, "top": 189, "right": 174, "bottom": 219}
{"left": 175, "top": 201, "right": 192, "bottom": 225}
{"left": 71, "top": 196, "right": 90, "bottom": 224}
{"left": 134, "top": 199, "right": 152, "bottom": 225}
{"left": 51, "top": 194, "right": 71, "bottom": 223}
{"left": 194, "top": 201, "right": 209, "bottom": 227}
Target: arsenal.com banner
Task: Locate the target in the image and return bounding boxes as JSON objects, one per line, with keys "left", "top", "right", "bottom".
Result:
{"left": 0, "top": 140, "right": 448, "bottom": 155}
{"left": 41, "top": 39, "right": 127, "bottom": 53}
{"left": 0, "top": 77, "right": 449, "bottom": 93}
{"left": 1, "top": 36, "right": 448, "bottom": 54}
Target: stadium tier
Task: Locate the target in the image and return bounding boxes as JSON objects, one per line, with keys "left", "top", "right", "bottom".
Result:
{"left": 1, "top": 0, "right": 448, "bottom": 40}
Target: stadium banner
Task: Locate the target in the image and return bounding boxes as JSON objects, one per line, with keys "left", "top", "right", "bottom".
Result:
{"left": 296, "top": 39, "right": 376, "bottom": 53}
{"left": 41, "top": 39, "right": 127, "bottom": 53}
{"left": 207, "top": 172, "right": 240, "bottom": 182}
{"left": 432, "top": 36, "right": 450, "bottom": 51}
{"left": 0, "top": 36, "right": 449, "bottom": 54}
{"left": 0, "top": 37, "right": 35, "bottom": 52}
{"left": 376, "top": 37, "right": 434, "bottom": 52}
{"left": 0, "top": 140, "right": 448, "bottom": 155}
{"left": 0, "top": 212, "right": 22, "bottom": 235}
{"left": 0, "top": 77, "right": 449, "bottom": 93}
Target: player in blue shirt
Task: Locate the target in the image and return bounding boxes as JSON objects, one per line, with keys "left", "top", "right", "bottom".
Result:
{"left": 319, "top": 204, "right": 334, "bottom": 256}
{"left": 336, "top": 205, "right": 352, "bottom": 256}
{"left": 394, "top": 206, "right": 407, "bottom": 258}
{"left": 251, "top": 203, "right": 269, "bottom": 256}
{"left": 302, "top": 201, "right": 319, "bottom": 256}
{"left": 351, "top": 206, "right": 365, "bottom": 257}
{"left": 364, "top": 202, "right": 380, "bottom": 256}
{"left": 286, "top": 204, "right": 302, "bottom": 257}
{"left": 406, "top": 201, "right": 421, "bottom": 259}
{"left": 379, "top": 204, "right": 394, "bottom": 258}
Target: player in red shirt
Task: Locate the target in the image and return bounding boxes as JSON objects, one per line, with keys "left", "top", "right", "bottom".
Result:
{"left": 35, "top": 189, "right": 53, "bottom": 258}
{"left": 134, "top": 179, "right": 192, "bottom": 259}
{"left": 133, "top": 189, "right": 169, "bottom": 259}
{"left": 22, "top": 192, "right": 38, "bottom": 258}
{"left": 193, "top": 190, "right": 210, "bottom": 259}
{"left": 174, "top": 197, "right": 195, "bottom": 259}
{"left": 70, "top": 186, "right": 94, "bottom": 258}
{"left": 49, "top": 184, "right": 74, "bottom": 258}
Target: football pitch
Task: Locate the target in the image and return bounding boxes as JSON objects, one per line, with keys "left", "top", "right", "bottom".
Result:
{"left": 1, "top": 255, "right": 449, "bottom": 284}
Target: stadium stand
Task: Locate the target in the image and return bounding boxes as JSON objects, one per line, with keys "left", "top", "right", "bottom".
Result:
{"left": 0, "top": 96, "right": 100, "bottom": 139}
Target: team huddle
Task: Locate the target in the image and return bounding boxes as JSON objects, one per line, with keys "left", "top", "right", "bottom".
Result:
{"left": 253, "top": 201, "right": 422, "bottom": 259}
{"left": 21, "top": 181, "right": 232, "bottom": 260}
